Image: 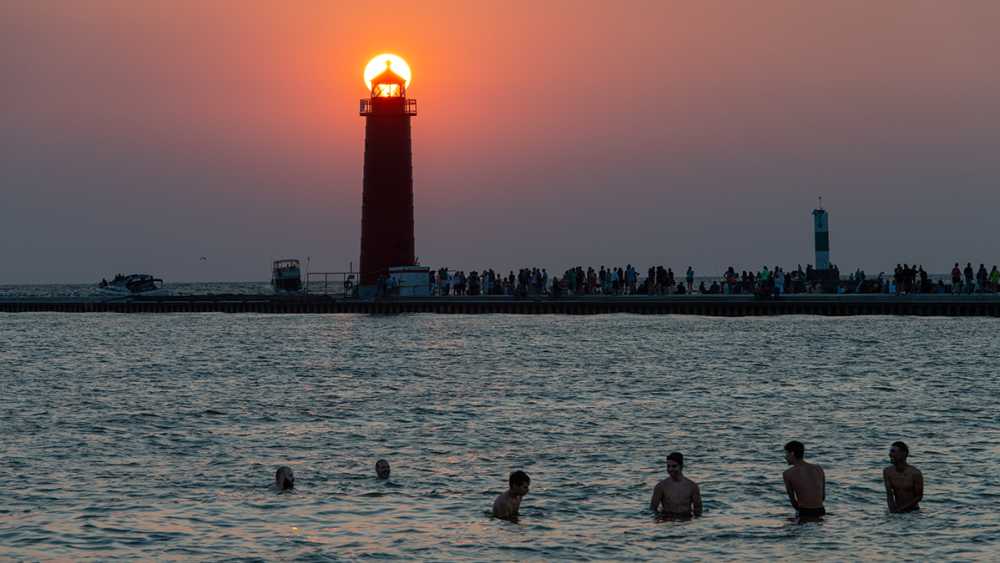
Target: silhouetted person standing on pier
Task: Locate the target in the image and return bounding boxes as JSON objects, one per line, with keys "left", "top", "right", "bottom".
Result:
{"left": 884, "top": 441, "right": 923, "bottom": 513}
{"left": 782, "top": 441, "right": 825, "bottom": 520}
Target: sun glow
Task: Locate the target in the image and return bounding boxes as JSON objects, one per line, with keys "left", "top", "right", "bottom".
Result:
{"left": 364, "top": 54, "right": 412, "bottom": 91}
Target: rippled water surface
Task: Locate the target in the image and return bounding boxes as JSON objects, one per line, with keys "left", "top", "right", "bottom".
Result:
{"left": 2, "top": 313, "right": 998, "bottom": 560}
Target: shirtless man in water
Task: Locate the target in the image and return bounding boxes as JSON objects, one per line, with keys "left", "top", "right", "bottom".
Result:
{"left": 782, "top": 441, "right": 826, "bottom": 519}
{"left": 492, "top": 471, "right": 530, "bottom": 521}
{"left": 883, "top": 441, "right": 923, "bottom": 513}
{"left": 650, "top": 452, "right": 703, "bottom": 517}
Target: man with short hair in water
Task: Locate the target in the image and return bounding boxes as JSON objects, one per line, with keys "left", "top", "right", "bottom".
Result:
{"left": 782, "top": 441, "right": 825, "bottom": 519}
{"left": 650, "top": 452, "right": 703, "bottom": 517}
{"left": 274, "top": 466, "right": 295, "bottom": 491}
{"left": 492, "top": 471, "right": 530, "bottom": 521}
{"left": 375, "top": 459, "right": 391, "bottom": 480}
{"left": 884, "top": 441, "right": 923, "bottom": 513}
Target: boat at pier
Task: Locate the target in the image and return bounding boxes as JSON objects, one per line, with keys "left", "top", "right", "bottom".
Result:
{"left": 98, "top": 273, "right": 166, "bottom": 296}
{"left": 272, "top": 259, "right": 303, "bottom": 293}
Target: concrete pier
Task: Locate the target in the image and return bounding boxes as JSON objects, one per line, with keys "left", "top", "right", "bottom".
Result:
{"left": 1, "top": 294, "right": 999, "bottom": 316}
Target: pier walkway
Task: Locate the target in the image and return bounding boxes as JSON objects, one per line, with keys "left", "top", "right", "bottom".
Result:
{"left": 2, "top": 294, "right": 1000, "bottom": 316}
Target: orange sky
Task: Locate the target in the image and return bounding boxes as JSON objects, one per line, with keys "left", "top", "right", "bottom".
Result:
{"left": 2, "top": 1, "right": 999, "bottom": 281}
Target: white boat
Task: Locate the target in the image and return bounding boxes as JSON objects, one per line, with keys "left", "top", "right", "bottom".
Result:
{"left": 98, "top": 274, "right": 167, "bottom": 296}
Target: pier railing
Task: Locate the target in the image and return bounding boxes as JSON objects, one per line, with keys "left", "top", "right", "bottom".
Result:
{"left": 305, "top": 271, "right": 357, "bottom": 297}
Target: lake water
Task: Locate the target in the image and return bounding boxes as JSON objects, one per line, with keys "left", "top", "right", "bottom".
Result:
{"left": 2, "top": 313, "right": 998, "bottom": 560}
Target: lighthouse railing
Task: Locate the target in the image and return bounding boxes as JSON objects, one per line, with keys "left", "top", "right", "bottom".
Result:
{"left": 359, "top": 98, "right": 417, "bottom": 116}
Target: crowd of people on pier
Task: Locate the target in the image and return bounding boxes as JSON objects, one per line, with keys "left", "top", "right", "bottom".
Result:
{"left": 270, "top": 441, "right": 923, "bottom": 524}
{"left": 421, "top": 260, "right": 1000, "bottom": 297}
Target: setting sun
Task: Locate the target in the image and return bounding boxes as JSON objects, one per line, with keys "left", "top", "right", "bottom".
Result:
{"left": 364, "top": 54, "right": 412, "bottom": 91}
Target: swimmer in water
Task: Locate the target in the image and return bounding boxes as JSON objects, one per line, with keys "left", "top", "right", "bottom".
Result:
{"left": 275, "top": 466, "right": 295, "bottom": 491}
{"left": 650, "top": 452, "right": 703, "bottom": 518}
{"left": 492, "top": 470, "right": 530, "bottom": 521}
{"left": 883, "top": 441, "right": 923, "bottom": 513}
{"left": 782, "top": 440, "right": 825, "bottom": 520}
{"left": 376, "top": 459, "right": 391, "bottom": 480}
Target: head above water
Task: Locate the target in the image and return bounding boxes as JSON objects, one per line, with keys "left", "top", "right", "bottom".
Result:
{"left": 666, "top": 452, "right": 684, "bottom": 477}
{"left": 375, "top": 459, "right": 391, "bottom": 480}
{"left": 890, "top": 441, "right": 909, "bottom": 463}
{"left": 275, "top": 466, "right": 294, "bottom": 490}
{"left": 509, "top": 470, "right": 531, "bottom": 496}
{"left": 784, "top": 440, "right": 805, "bottom": 462}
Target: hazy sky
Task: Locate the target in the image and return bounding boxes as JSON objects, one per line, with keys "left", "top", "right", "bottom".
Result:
{"left": 2, "top": 1, "right": 999, "bottom": 283}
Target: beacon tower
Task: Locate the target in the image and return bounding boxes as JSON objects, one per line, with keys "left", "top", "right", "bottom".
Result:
{"left": 812, "top": 199, "right": 830, "bottom": 271}
{"left": 359, "top": 59, "right": 417, "bottom": 296}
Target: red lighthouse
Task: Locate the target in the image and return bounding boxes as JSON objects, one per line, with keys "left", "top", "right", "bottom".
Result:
{"left": 359, "top": 57, "right": 417, "bottom": 295}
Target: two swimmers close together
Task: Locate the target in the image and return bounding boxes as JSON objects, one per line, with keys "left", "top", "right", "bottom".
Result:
{"left": 272, "top": 441, "right": 923, "bottom": 523}
{"left": 272, "top": 458, "right": 392, "bottom": 491}
{"left": 779, "top": 440, "right": 923, "bottom": 521}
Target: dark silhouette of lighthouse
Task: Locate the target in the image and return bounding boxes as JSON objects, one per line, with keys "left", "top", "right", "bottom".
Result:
{"left": 359, "top": 59, "right": 417, "bottom": 295}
